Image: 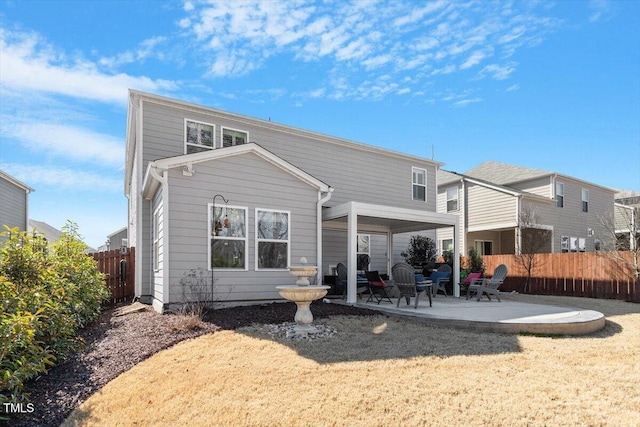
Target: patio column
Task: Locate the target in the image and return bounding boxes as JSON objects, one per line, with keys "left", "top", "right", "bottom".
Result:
{"left": 346, "top": 204, "right": 358, "bottom": 304}
{"left": 453, "top": 218, "right": 461, "bottom": 297}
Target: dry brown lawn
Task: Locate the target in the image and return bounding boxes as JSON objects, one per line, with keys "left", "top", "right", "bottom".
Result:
{"left": 64, "top": 295, "right": 639, "bottom": 427}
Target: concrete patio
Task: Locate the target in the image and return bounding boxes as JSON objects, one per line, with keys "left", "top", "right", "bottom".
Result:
{"left": 341, "top": 294, "right": 606, "bottom": 335}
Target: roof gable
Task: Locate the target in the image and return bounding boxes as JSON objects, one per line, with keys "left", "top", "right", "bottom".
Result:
{"left": 143, "top": 143, "right": 330, "bottom": 199}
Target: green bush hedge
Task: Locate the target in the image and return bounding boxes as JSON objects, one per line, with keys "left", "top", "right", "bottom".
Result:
{"left": 0, "top": 222, "right": 110, "bottom": 408}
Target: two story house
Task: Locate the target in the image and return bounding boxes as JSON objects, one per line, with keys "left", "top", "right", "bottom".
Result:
{"left": 436, "top": 161, "right": 617, "bottom": 257}
{"left": 0, "top": 170, "right": 34, "bottom": 244}
{"left": 125, "top": 90, "right": 460, "bottom": 312}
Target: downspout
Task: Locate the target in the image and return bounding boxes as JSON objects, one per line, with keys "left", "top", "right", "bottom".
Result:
{"left": 317, "top": 188, "right": 334, "bottom": 285}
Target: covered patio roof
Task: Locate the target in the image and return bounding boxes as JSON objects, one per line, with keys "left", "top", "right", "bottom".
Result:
{"left": 322, "top": 202, "right": 461, "bottom": 302}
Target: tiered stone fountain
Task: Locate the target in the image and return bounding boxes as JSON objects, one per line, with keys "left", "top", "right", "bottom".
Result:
{"left": 276, "top": 258, "right": 330, "bottom": 336}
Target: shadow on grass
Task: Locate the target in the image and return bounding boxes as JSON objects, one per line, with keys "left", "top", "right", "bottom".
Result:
{"left": 236, "top": 310, "right": 524, "bottom": 364}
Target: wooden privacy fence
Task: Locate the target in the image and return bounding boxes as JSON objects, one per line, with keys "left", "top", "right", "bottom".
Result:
{"left": 91, "top": 247, "right": 136, "bottom": 305}
{"left": 483, "top": 252, "right": 639, "bottom": 302}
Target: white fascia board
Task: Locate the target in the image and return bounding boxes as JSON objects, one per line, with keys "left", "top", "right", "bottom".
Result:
{"left": 153, "top": 143, "right": 330, "bottom": 192}
{"left": 468, "top": 221, "right": 518, "bottom": 232}
{"left": 141, "top": 163, "right": 162, "bottom": 200}
{"left": 0, "top": 170, "right": 34, "bottom": 193}
{"left": 323, "top": 201, "right": 458, "bottom": 226}
{"left": 124, "top": 91, "right": 140, "bottom": 196}
{"left": 463, "top": 176, "right": 522, "bottom": 197}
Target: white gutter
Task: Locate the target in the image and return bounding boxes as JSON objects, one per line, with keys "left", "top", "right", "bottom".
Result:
{"left": 316, "top": 188, "right": 334, "bottom": 284}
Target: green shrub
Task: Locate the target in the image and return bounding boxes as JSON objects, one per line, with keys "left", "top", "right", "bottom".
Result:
{"left": 0, "top": 222, "right": 109, "bottom": 407}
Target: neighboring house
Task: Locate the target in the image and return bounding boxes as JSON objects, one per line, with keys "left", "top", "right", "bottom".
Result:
{"left": 28, "top": 219, "right": 63, "bottom": 243}
{"left": 614, "top": 190, "right": 639, "bottom": 250}
{"left": 436, "top": 161, "right": 617, "bottom": 256}
{"left": 95, "top": 227, "right": 128, "bottom": 252}
{"left": 125, "top": 90, "right": 460, "bottom": 312}
{"left": 0, "top": 170, "right": 34, "bottom": 243}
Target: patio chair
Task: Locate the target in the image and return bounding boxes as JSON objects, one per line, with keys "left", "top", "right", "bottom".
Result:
{"left": 337, "top": 263, "right": 368, "bottom": 300}
{"left": 466, "top": 264, "right": 508, "bottom": 302}
{"left": 459, "top": 272, "right": 483, "bottom": 297}
{"left": 365, "top": 270, "right": 394, "bottom": 304}
{"left": 391, "top": 262, "right": 432, "bottom": 308}
{"left": 429, "top": 271, "right": 451, "bottom": 297}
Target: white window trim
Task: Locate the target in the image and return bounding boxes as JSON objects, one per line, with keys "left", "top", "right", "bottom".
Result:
{"left": 412, "top": 167, "right": 427, "bottom": 202}
{"left": 184, "top": 118, "right": 215, "bottom": 153}
{"left": 220, "top": 126, "right": 249, "bottom": 149}
{"left": 255, "top": 208, "right": 291, "bottom": 271}
{"left": 208, "top": 203, "right": 248, "bottom": 271}
{"left": 582, "top": 189, "right": 589, "bottom": 213}
{"left": 152, "top": 206, "right": 161, "bottom": 272}
{"left": 556, "top": 182, "right": 564, "bottom": 208}
{"left": 441, "top": 239, "right": 454, "bottom": 254}
{"left": 446, "top": 186, "right": 459, "bottom": 212}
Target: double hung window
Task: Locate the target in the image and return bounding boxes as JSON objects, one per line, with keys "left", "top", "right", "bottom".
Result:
{"left": 446, "top": 186, "right": 458, "bottom": 211}
{"left": 210, "top": 205, "right": 247, "bottom": 269}
{"left": 582, "top": 189, "right": 589, "bottom": 212}
{"left": 556, "top": 182, "right": 564, "bottom": 208}
{"left": 185, "top": 120, "right": 214, "bottom": 154}
{"left": 256, "top": 209, "right": 290, "bottom": 270}
{"left": 412, "top": 168, "right": 426, "bottom": 201}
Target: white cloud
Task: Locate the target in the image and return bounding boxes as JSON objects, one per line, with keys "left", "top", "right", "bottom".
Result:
{"left": 454, "top": 98, "right": 482, "bottom": 107}
{"left": 5, "top": 122, "right": 123, "bottom": 167}
{"left": 0, "top": 163, "right": 121, "bottom": 192}
{"left": 478, "top": 62, "right": 518, "bottom": 80}
{"left": 176, "top": 0, "right": 562, "bottom": 102}
{"left": 0, "top": 28, "right": 178, "bottom": 104}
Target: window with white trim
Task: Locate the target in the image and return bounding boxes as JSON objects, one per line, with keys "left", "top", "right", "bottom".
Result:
{"left": 446, "top": 186, "right": 458, "bottom": 212}
{"left": 412, "top": 167, "right": 426, "bottom": 201}
{"left": 556, "top": 182, "right": 564, "bottom": 208}
{"left": 256, "top": 209, "right": 290, "bottom": 270}
{"left": 210, "top": 205, "right": 247, "bottom": 269}
{"left": 222, "top": 127, "right": 248, "bottom": 147}
{"left": 152, "top": 207, "right": 160, "bottom": 271}
{"left": 581, "top": 189, "right": 589, "bottom": 212}
{"left": 185, "top": 119, "right": 214, "bottom": 154}
{"left": 561, "top": 235, "right": 569, "bottom": 252}
{"left": 357, "top": 234, "right": 370, "bottom": 271}
{"left": 441, "top": 239, "right": 454, "bottom": 254}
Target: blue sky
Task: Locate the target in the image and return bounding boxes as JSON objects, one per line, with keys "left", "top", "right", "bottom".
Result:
{"left": 1, "top": 0, "right": 639, "bottom": 249}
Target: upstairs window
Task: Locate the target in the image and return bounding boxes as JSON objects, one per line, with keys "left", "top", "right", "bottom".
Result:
{"left": 582, "top": 189, "right": 589, "bottom": 212}
{"left": 412, "top": 167, "right": 426, "bottom": 201}
{"left": 185, "top": 119, "right": 214, "bottom": 154}
{"left": 256, "top": 209, "right": 290, "bottom": 270}
{"left": 556, "top": 182, "right": 564, "bottom": 208}
{"left": 222, "top": 127, "right": 248, "bottom": 147}
{"left": 446, "top": 186, "right": 459, "bottom": 212}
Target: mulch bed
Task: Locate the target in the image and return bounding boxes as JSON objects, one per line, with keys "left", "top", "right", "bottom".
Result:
{"left": 6, "top": 301, "right": 376, "bottom": 427}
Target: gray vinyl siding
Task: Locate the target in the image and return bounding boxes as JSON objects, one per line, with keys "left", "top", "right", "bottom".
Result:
{"left": 321, "top": 231, "right": 389, "bottom": 275}
{"left": 141, "top": 101, "right": 438, "bottom": 213}
{"left": 533, "top": 180, "right": 614, "bottom": 252}
{"left": 152, "top": 195, "right": 164, "bottom": 304}
{"left": 0, "top": 176, "right": 28, "bottom": 240}
{"left": 511, "top": 176, "right": 553, "bottom": 198}
{"left": 165, "top": 152, "right": 320, "bottom": 303}
{"left": 467, "top": 184, "right": 518, "bottom": 230}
